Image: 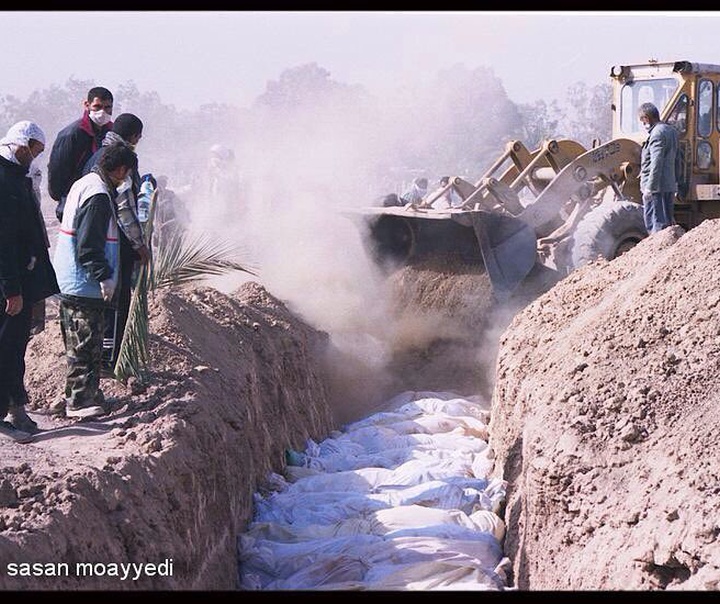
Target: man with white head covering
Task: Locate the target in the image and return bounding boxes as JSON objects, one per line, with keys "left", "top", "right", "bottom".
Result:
{"left": 0, "top": 120, "right": 59, "bottom": 441}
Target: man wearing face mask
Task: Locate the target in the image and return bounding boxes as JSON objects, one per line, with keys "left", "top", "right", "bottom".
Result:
{"left": 0, "top": 121, "right": 60, "bottom": 441}
{"left": 53, "top": 144, "right": 138, "bottom": 420}
{"left": 47, "top": 86, "right": 114, "bottom": 222}
{"left": 638, "top": 102, "right": 680, "bottom": 234}
{"left": 83, "top": 113, "right": 148, "bottom": 258}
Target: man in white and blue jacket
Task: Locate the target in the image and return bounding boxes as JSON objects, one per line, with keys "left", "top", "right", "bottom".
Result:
{"left": 53, "top": 144, "right": 138, "bottom": 419}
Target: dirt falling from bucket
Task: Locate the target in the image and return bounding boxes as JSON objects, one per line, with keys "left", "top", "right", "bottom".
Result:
{"left": 383, "top": 256, "right": 497, "bottom": 399}
{"left": 324, "top": 255, "right": 560, "bottom": 426}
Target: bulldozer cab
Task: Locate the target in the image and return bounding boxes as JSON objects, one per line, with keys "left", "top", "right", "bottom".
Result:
{"left": 610, "top": 60, "right": 720, "bottom": 225}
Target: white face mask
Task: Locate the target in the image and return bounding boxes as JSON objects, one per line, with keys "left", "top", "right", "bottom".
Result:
{"left": 89, "top": 109, "right": 112, "bottom": 127}
{"left": 115, "top": 175, "right": 131, "bottom": 194}
{"left": 643, "top": 122, "right": 652, "bottom": 132}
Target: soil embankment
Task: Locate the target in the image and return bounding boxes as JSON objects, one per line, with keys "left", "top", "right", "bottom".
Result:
{"left": 0, "top": 283, "right": 334, "bottom": 589}
{"left": 490, "top": 224, "right": 720, "bottom": 590}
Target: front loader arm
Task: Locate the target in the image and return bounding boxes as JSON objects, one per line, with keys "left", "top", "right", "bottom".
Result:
{"left": 518, "top": 138, "right": 641, "bottom": 235}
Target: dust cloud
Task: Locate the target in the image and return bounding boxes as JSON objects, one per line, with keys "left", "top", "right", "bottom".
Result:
{"left": 173, "top": 74, "right": 524, "bottom": 418}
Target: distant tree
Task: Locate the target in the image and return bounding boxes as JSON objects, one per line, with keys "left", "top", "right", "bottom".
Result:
{"left": 517, "top": 99, "right": 565, "bottom": 150}
{"left": 0, "top": 77, "right": 97, "bottom": 146}
{"left": 560, "top": 81, "right": 612, "bottom": 148}
{"left": 380, "top": 63, "right": 524, "bottom": 182}
{"left": 247, "top": 62, "right": 381, "bottom": 203}
{"left": 255, "top": 63, "right": 330, "bottom": 109}
{"left": 254, "top": 62, "right": 367, "bottom": 112}
{"left": 113, "top": 80, "right": 245, "bottom": 186}
{"left": 4, "top": 65, "right": 600, "bottom": 212}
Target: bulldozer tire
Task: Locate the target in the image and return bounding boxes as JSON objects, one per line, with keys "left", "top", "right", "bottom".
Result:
{"left": 570, "top": 199, "right": 647, "bottom": 269}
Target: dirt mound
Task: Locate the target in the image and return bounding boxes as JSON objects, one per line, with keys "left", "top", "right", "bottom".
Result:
{"left": 384, "top": 260, "right": 495, "bottom": 396}
{"left": 0, "top": 282, "right": 334, "bottom": 590}
{"left": 320, "top": 258, "right": 513, "bottom": 426}
{"left": 490, "top": 223, "right": 720, "bottom": 590}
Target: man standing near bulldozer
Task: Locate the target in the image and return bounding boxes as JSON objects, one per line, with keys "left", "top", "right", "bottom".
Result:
{"left": 638, "top": 102, "right": 680, "bottom": 234}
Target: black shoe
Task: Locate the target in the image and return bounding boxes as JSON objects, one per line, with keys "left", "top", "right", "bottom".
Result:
{"left": 6, "top": 406, "right": 40, "bottom": 434}
{"left": 0, "top": 420, "right": 34, "bottom": 444}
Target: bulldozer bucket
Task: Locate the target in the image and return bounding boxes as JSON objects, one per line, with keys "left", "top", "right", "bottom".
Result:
{"left": 465, "top": 211, "right": 537, "bottom": 300}
{"left": 356, "top": 207, "right": 537, "bottom": 300}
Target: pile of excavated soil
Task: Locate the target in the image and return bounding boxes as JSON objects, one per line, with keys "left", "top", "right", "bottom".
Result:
{"left": 383, "top": 259, "right": 497, "bottom": 398}
{"left": 490, "top": 222, "right": 720, "bottom": 590}
{"left": 0, "top": 282, "right": 335, "bottom": 589}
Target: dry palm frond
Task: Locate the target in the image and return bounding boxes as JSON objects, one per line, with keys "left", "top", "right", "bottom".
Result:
{"left": 113, "top": 188, "right": 158, "bottom": 385}
{"left": 113, "top": 188, "right": 257, "bottom": 384}
{"left": 113, "top": 260, "right": 151, "bottom": 384}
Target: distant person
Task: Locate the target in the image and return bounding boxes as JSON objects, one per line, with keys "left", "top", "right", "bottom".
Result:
{"left": 82, "top": 113, "right": 150, "bottom": 373}
{"left": 400, "top": 177, "right": 428, "bottom": 205}
{"left": 47, "top": 86, "right": 114, "bottom": 221}
{"left": 84, "top": 113, "right": 144, "bottom": 187}
{"left": 53, "top": 144, "right": 139, "bottom": 419}
{"left": 638, "top": 102, "right": 680, "bottom": 233}
{"left": 153, "top": 174, "right": 190, "bottom": 248}
{"left": 431, "top": 176, "right": 463, "bottom": 209}
{"left": 83, "top": 112, "right": 149, "bottom": 263}
{"left": 0, "top": 121, "right": 59, "bottom": 439}
{"left": 206, "top": 144, "right": 243, "bottom": 219}
{"left": 379, "top": 176, "right": 429, "bottom": 207}
{"left": 208, "top": 145, "right": 239, "bottom": 195}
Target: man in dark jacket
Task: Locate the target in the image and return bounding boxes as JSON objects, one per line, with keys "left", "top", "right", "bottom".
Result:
{"left": 83, "top": 113, "right": 148, "bottom": 257}
{"left": 47, "top": 86, "right": 114, "bottom": 221}
{"left": 0, "top": 121, "right": 60, "bottom": 441}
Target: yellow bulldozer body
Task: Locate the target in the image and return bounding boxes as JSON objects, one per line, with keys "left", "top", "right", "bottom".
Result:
{"left": 359, "top": 59, "right": 720, "bottom": 298}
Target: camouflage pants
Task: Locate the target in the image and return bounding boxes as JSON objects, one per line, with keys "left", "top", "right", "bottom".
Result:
{"left": 59, "top": 300, "right": 105, "bottom": 407}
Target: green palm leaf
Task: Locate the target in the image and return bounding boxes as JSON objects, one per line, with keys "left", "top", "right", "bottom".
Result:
{"left": 113, "top": 189, "right": 257, "bottom": 384}
{"left": 151, "top": 229, "right": 256, "bottom": 290}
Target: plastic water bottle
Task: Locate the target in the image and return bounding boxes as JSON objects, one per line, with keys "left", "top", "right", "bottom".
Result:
{"left": 137, "top": 175, "right": 154, "bottom": 223}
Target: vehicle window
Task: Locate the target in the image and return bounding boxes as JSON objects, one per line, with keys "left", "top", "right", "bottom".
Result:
{"left": 697, "top": 79, "right": 713, "bottom": 138}
{"left": 666, "top": 94, "right": 688, "bottom": 134}
{"left": 620, "top": 78, "right": 679, "bottom": 134}
{"left": 696, "top": 139, "right": 713, "bottom": 170}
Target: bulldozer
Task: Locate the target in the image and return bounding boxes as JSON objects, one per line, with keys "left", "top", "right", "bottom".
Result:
{"left": 355, "top": 59, "right": 720, "bottom": 300}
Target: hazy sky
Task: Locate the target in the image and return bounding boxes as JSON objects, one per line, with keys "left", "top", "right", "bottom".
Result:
{"left": 5, "top": 10, "right": 720, "bottom": 110}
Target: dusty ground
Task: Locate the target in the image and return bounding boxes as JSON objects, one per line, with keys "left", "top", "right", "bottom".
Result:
{"left": 2, "top": 215, "right": 720, "bottom": 591}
